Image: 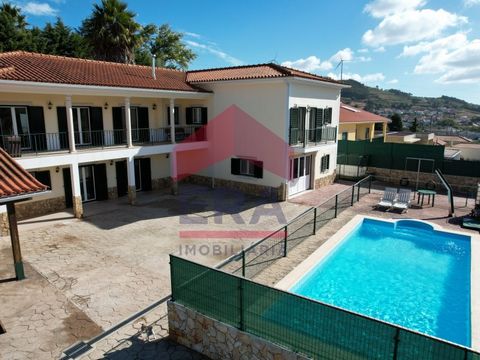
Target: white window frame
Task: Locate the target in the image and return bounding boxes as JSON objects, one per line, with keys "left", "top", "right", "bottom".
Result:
{"left": 191, "top": 107, "right": 203, "bottom": 125}
{"left": 239, "top": 158, "right": 255, "bottom": 177}
{"left": 72, "top": 107, "right": 92, "bottom": 145}
{"left": 0, "top": 105, "right": 31, "bottom": 149}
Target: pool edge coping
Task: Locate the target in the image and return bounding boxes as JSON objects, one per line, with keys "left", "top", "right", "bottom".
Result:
{"left": 274, "top": 214, "right": 480, "bottom": 351}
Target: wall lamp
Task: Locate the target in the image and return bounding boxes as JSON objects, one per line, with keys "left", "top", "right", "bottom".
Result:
{"left": 48, "top": 101, "right": 53, "bottom": 110}
{"left": 55, "top": 166, "right": 60, "bottom": 173}
{"left": 152, "top": 103, "right": 157, "bottom": 110}
{"left": 104, "top": 102, "right": 109, "bottom": 110}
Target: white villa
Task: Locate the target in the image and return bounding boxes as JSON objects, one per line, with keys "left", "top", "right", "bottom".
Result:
{"left": 0, "top": 51, "right": 346, "bottom": 229}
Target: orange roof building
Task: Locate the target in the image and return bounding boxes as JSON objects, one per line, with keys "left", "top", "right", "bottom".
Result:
{"left": 339, "top": 103, "right": 390, "bottom": 142}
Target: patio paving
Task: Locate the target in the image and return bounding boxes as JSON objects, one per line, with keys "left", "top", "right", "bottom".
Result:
{"left": 0, "top": 184, "right": 310, "bottom": 360}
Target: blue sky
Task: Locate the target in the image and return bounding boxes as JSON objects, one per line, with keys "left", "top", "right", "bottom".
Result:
{"left": 14, "top": 0, "right": 480, "bottom": 104}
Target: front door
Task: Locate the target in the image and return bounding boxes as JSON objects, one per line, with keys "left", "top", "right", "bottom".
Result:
{"left": 115, "top": 160, "right": 128, "bottom": 197}
{"left": 288, "top": 155, "right": 312, "bottom": 196}
{"left": 79, "top": 165, "right": 96, "bottom": 202}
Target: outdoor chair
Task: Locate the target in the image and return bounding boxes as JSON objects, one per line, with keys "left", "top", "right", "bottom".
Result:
{"left": 392, "top": 188, "right": 412, "bottom": 213}
{"left": 376, "top": 187, "right": 397, "bottom": 210}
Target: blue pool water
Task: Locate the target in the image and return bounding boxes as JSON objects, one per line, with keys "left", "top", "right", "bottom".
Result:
{"left": 291, "top": 218, "right": 471, "bottom": 346}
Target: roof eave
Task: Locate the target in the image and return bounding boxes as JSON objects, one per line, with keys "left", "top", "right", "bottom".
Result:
{"left": 289, "top": 77, "right": 350, "bottom": 89}
{"left": 0, "top": 190, "right": 51, "bottom": 205}
{"left": 0, "top": 79, "right": 212, "bottom": 99}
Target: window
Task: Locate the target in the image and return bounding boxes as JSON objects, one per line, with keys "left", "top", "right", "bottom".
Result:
{"left": 324, "top": 107, "right": 333, "bottom": 124}
{"left": 231, "top": 158, "right": 263, "bottom": 178}
{"left": 167, "top": 106, "right": 179, "bottom": 125}
{"left": 72, "top": 107, "right": 91, "bottom": 145}
{"left": 342, "top": 132, "right": 348, "bottom": 140}
{"left": 320, "top": 154, "right": 330, "bottom": 173}
{"left": 30, "top": 170, "right": 51, "bottom": 188}
{"left": 364, "top": 127, "right": 370, "bottom": 139}
{"left": 186, "top": 107, "right": 207, "bottom": 125}
{"left": 121, "top": 107, "right": 140, "bottom": 141}
{"left": 0, "top": 106, "right": 31, "bottom": 149}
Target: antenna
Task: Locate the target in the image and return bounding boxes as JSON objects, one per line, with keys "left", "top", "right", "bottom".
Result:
{"left": 335, "top": 59, "right": 350, "bottom": 81}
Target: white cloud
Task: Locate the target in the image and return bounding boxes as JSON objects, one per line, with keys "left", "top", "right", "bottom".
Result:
{"left": 328, "top": 72, "right": 385, "bottom": 84}
{"left": 183, "top": 31, "right": 202, "bottom": 39}
{"left": 400, "top": 33, "right": 469, "bottom": 57}
{"left": 388, "top": 79, "right": 399, "bottom": 84}
{"left": 185, "top": 40, "right": 243, "bottom": 66}
{"left": 329, "top": 48, "right": 354, "bottom": 63}
{"left": 358, "top": 48, "right": 369, "bottom": 53}
{"left": 464, "top": 0, "right": 480, "bottom": 6}
{"left": 364, "top": 0, "right": 426, "bottom": 18}
{"left": 21, "top": 2, "right": 58, "bottom": 16}
{"left": 374, "top": 46, "right": 386, "bottom": 52}
{"left": 281, "top": 56, "right": 333, "bottom": 72}
{"left": 362, "top": 9, "right": 467, "bottom": 47}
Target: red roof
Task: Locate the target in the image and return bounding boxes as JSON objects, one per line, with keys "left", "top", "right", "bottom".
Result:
{"left": 340, "top": 103, "right": 390, "bottom": 124}
{"left": 0, "top": 148, "right": 48, "bottom": 201}
{"left": 0, "top": 51, "right": 207, "bottom": 92}
{"left": 186, "top": 63, "right": 341, "bottom": 84}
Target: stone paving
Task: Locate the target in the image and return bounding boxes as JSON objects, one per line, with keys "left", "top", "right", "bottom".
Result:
{"left": 0, "top": 184, "right": 309, "bottom": 360}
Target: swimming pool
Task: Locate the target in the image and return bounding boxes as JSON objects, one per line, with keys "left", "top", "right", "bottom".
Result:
{"left": 284, "top": 217, "right": 473, "bottom": 347}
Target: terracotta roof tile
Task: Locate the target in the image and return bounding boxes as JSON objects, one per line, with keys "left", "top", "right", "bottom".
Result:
{"left": 0, "top": 51, "right": 207, "bottom": 92}
{"left": 340, "top": 103, "right": 390, "bottom": 124}
{"left": 0, "top": 148, "right": 48, "bottom": 200}
{"left": 186, "top": 63, "right": 341, "bottom": 84}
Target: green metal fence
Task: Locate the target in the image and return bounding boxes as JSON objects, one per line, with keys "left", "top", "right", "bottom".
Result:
{"left": 337, "top": 140, "right": 480, "bottom": 177}
{"left": 217, "top": 176, "right": 373, "bottom": 278}
{"left": 170, "top": 255, "right": 480, "bottom": 360}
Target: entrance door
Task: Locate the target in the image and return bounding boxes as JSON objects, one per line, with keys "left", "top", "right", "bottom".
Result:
{"left": 134, "top": 158, "right": 152, "bottom": 191}
{"left": 63, "top": 168, "right": 73, "bottom": 208}
{"left": 116, "top": 160, "right": 128, "bottom": 197}
{"left": 288, "top": 155, "right": 312, "bottom": 196}
{"left": 73, "top": 107, "right": 91, "bottom": 145}
{"left": 79, "top": 165, "right": 96, "bottom": 202}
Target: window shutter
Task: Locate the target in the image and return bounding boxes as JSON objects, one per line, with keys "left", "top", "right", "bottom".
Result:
{"left": 325, "top": 108, "right": 332, "bottom": 124}
{"left": 231, "top": 158, "right": 240, "bottom": 175}
{"left": 289, "top": 108, "right": 299, "bottom": 145}
{"left": 27, "top": 106, "right": 47, "bottom": 151}
{"left": 309, "top": 108, "right": 317, "bottom": 130}
{"left": 56, "top": 107, "right": 69, "bottom": 149}
{"left": 186, "top": 107, "right": 193, "bottom": 125}
{"left": 316, "top": 108, "right": 324, "bottom": 127}
{"left": 89, "top": 107, "right": 104, "bottom": 146}
{"left": 201, "top": 107, "right": 208, "bottom": 124}
{"left": 326, "top": 154, "right": 330, "bottom": 170}
{"left": 253, "top": 161, "right": 263, "bottom": 179}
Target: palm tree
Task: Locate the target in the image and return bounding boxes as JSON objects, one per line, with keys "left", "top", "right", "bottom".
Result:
{"left": 80, "top": 0, "right": 142, "bottom": 64}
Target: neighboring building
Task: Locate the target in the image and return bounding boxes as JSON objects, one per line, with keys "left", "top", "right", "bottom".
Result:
{"left": 339, "top": 104, "right": 390, "bottom": 141}
{"left": 434, "top": 135, "right": 472, "bottom": 146}
{"left": 385, "top": 131, "right": 435, "bottom": 144}
{"left": 0, "top": 51, "right": 346, "bottom": 224}
{"left": 449, "top": 143, "right": 480, "bottom": 161}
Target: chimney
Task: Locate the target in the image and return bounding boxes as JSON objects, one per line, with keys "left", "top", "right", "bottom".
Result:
{"left": 152, "top": 54, "right": 156, "bottom": 80}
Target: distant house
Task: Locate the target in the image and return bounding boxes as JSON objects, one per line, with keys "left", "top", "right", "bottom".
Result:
{"left": 385, "top": 131, "right": 435, "bottom": 144}
{"left": 339, "top": 104, "right": 390, "bottom": 142}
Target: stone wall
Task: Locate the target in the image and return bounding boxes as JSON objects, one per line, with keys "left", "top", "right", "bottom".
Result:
{"left": 183, "top": 175, "right": 283, "bottom": 201}
{"left": 314, "top": 171, "right": 336, "bottom": 189}
{"left": 369, "top": 167, "right": 479, "bottom": 193}
{"left": 152, "top": 177, "right": 172, "bottom": 190}
{"left": 168, "top": 301, "right": 310, "bottom": 360}
{"left": 0, "top": 212, "right": 9, "bottom": 237}
{"left": 107, "top": 187, "right": 118, "bottom": 200}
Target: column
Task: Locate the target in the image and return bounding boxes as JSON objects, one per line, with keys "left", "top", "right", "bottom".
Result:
{"left": 370, "top": 125, "right": 375, "bottom": 142}
{"left": 169, "top": 98, "right": 176, "bottom": 144}
{"left": 127, "top": 157, "right": 136, "bottom": 204}
{"left": 7, "top": 202, "right": 24, "bottom": 280}
{"left": 70, "top": 163, "right": 83, "bottom": 218}
{"left": 65, "top": 96, "right": 76, "bottom": 153}
{"left": 170, "top": 151, "right": 178, "bottom": 195}
{"left": 124, "top": 98, "right": 133, "bottom": 148}
{"left": 382, "top": 122, "right": 387, "bottom": 141}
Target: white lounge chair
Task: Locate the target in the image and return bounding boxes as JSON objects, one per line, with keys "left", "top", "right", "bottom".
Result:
{"left": 393, "top": 189, "right": 412, "bottom": 213}
{"left": 377, "top": 187, "right": 397, "bottom": 209}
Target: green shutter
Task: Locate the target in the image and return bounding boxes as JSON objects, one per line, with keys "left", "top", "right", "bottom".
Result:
{"left": 253, "top": 161, "right": 263, "bottom": 179}
{"left": 231, "top": 158, "right": 240, "bottom": 175}
{"left": 325, "top": 108, "right": 332, "bottom": 124}
{"left": 289, "top": 108, "right": 299, "bottom": 145}
{"left": 316, "top": 108, "right": 324, "bottom": 127}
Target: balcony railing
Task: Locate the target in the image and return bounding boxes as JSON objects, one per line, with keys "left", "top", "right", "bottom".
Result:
{"left": 289, "top": 126, "right": 337, "bottom": 146}
{"left": 0, "top": 126, "right": 207, "bottom": 156}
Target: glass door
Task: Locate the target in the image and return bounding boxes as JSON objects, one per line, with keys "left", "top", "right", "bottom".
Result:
{"left": 79, "top": 165, "right": 96, "bottom": 202}
{"left": 73, "top": 107, "right": 91, "bottom": 145}
{"left": 0, "top": 106, "right": 31, "bottom": 149}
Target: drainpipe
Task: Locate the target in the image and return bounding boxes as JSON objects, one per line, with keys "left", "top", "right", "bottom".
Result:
{"left": 152, "top": 55, "right": 156, "bottom": 80}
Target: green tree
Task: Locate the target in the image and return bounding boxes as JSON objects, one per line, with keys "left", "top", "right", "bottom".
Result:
{"left": 40, "top": 18, "right": 89, "bottom": 58}
{"left": 409, "top": 117, "right": 418, "bottom": 132}
{"left": 389, "top": 113, "right": 403, "bottom": 131}
{"left": 0, "top": 3, "right": 29, "bottom": 52}
{"left": 136, "top": 24, "right": 196, "bottom": 69}
{"left": 80, "top": 0, "right": 143, "bottom": 63}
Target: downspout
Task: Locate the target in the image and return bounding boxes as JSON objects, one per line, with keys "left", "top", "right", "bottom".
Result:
{"left": 152, "top": 55, "right": 156, "bottom": 80}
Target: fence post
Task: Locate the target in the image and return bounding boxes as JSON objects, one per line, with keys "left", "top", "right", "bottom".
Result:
{"left": 313, "top": 208, "right": 317, "bottom": 235}
{"left": 334, "top": 195, "right": 338, "bottom": 218}
{"left": 238, "top": 277, "right": 245, "bottom": 331}
{"left": 351, "top": 186, "right": 355, "bottom": 206}
{"left": 368, "top": 176, "right": 372, "bottom": 194}
{"left": 357, "top": 184, "right": 361, "bottom": 202}
{"left": 392, "top": 328, "right": 400, "bottom": 360}
{"left": 283, "top": 225, "right": 288, "bottom": 257}
{"left": 241, "top": 250, "right": 246, "bottom": 277}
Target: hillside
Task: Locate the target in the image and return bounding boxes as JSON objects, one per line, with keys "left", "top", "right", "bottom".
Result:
{"left": 341, "top": 80, "right": 480, "bottom": 131}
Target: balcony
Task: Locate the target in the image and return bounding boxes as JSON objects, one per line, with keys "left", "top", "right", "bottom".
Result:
{"left": 289, "top": 126, "right": 337, "bottom": 147}
{"left": 1, "top": 126, "right": 207, "bottom": 157}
